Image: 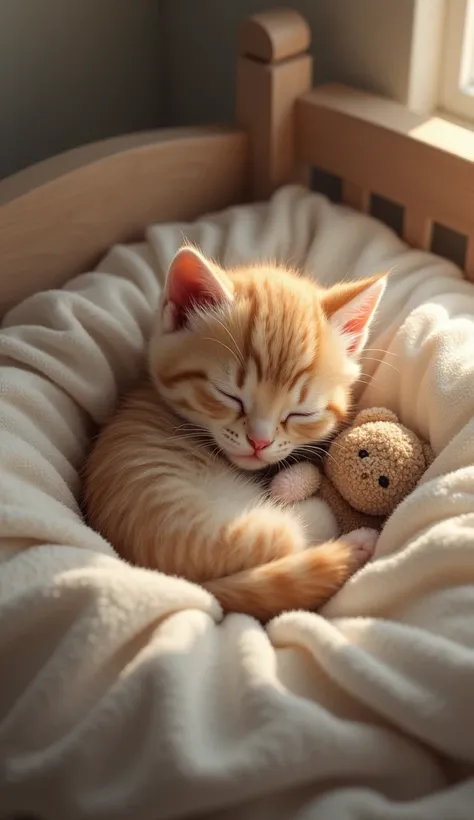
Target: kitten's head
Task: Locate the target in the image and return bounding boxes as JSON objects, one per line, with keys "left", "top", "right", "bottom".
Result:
{"left": 149, "top": 247, "right": 386, "bottom": 470}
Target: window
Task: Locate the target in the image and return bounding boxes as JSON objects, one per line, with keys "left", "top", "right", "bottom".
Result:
{"left": 439, "top": 0, "right": 474, "bottom": 120}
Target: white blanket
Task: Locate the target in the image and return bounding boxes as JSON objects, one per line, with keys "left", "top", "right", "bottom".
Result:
{"left": 1, "top": 185, "right": 474, "bottom": 819}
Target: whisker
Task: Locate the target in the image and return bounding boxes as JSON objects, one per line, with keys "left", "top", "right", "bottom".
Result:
{"left": 358, "top": 373, "right": 381, "bottom": 381}
{"left": 169, "top": 423, "right": 209, "bottom": 435}
{"left": 163, "top": 436, "right": 211, "bottom": 446}
{"left": 361, "top": 357, "right": 401, "bottom": 374}
{"left": 174, "top": 424, "right": 205, "bottom": 436}
{"left": 297, "top": 444, "right": 326, "bottom": 457}
{"left": 208, "top": 446, "right": 221, "bottom": 465}
{"left": 299, "top": 444, "right": 340, "bottom": 468}
{"left": 165, "top": 430, "right": 205, "bottom": 439}
{"left": 363, "top": 348, "right": 398, "bottom": 358}
{"left": 163, "top": 430, "right": 215, "bottom": 446}
{"left": 171, "top": 421, "right": 209, "bottom": 435}
{"left": 357, "top": 380, "right": 390, "bottom": 393}
{"left": 315, "top": 439, "right": 343, "bottom": 452}
{"left": 210, "top": 316, "right": 245, "bottom": 367}
{"left": 203, "top": 337, "right": 241, "bottom": 366}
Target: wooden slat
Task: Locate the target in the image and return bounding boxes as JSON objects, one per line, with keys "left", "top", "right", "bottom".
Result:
{"left": 403, "top": 210, "right": 433, "bottom": 250}
{"left": 0, "top": 126, "right": 249, "bottom": 317}
{"left": 341, "top": 181, "right": 370, "bottom": 212}
{"left": 296, "top": 84, "right": 474, "bottom": 245}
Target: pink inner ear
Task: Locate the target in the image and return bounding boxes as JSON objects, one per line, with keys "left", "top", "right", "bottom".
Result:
{"left": 332, "top": 277, "right": 386, "bottom": 355}
{"left": 165, "top": 248, "right": 230, "bottom": 330}
{"left": 343, "top": 313, "right": 373, "bottom": 354}
{"left": 168, "top": 260, "right": 217, "bottom": 309}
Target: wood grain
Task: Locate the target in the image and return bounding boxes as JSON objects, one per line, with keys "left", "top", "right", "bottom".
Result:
{"left": 237, "top": 9, "right": 312, "bottom": 200}
{"left": 0, "top": 126, "right": 249, "bottom": 316}
{"left": 296, "top": 84, "right": 474, "bottom": 268}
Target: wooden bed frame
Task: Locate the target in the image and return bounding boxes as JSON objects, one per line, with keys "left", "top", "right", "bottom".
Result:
{"left": 2, "top": 7, "right": 474, "bottom": 317}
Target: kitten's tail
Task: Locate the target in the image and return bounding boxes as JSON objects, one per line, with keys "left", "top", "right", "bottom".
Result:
{"left": 203, "top": 540, "right": 355, "bottom": 623}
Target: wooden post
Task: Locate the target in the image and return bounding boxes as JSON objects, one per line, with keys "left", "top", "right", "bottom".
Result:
{"left": 236, "top": 9, "right": 312, "bottom": 201}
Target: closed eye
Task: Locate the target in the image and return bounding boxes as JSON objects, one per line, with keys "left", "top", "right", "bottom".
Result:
{"left": 214, "top": 387, "right": 245, "bottom": 414}
{"left": 284, "top": 411, "right": 320, "bottom": 423}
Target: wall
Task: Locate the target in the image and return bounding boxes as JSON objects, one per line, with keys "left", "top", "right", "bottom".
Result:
{"left": 161, "top": 0, "right": 416, "bottom": 126}
{"left": 0, "top": 0, "right": 164, "bottom": 179}
{"left": 0, "top": 0, "right": 417, "bottom": 179}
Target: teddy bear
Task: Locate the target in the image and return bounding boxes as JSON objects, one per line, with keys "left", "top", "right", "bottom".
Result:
{"left": 270, "top": 407, "right": 434, "bottom": 535}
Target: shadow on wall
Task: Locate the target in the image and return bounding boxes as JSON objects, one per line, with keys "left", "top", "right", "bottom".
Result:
{"left": 0, "top": 0, "right": 416, "bottom": 179}
{"left": 0, "top": 0, "right": 164, "bottom": 179}
{"left": 161, "top": 0, "right": 415, "bottom": 126}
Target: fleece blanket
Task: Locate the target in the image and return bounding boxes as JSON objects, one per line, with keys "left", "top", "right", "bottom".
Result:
{"left": 1, "top": 185, "right": 474, "bottom": 819}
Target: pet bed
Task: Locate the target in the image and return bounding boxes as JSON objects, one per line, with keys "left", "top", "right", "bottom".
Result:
{"left": 1, "top": 10, "right": 474, "bottom": 820}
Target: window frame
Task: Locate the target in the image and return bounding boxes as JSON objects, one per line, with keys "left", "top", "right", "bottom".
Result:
{"left": 438, "top": 0, "right": 474, "bottom": 121}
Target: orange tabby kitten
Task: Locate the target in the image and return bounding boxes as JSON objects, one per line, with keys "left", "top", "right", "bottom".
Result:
{"left": 84, "top": 247, "right": 386, "bottom": 621}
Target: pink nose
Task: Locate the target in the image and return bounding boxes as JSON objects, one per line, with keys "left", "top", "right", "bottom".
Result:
{"left": 247, "top": 435, "right": 272, "bottom": 451}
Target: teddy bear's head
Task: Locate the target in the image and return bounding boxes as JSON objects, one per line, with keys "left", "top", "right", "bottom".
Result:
{"left": 325, "top": 407, "right": 434, "bottom": 517}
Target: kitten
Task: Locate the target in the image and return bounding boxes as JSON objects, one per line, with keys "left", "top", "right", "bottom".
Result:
{"left": 84, "top": 247, "right": 386, "bottom": 622}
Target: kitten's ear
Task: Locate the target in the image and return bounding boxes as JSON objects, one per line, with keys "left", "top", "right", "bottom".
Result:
{"left": 323, "top": 274, "right": 387, "bottom": 356}
{"left": 163, "top": 246, "right": 233, "bottom": 331}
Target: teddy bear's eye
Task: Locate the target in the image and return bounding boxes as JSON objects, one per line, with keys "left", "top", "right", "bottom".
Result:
{"left": 379, "top": 475, "right": 390, "bottom": 488}
{"left": 358, "top": 449, "right": 369, "bottom": 458}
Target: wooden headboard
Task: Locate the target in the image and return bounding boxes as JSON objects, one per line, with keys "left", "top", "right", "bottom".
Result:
{"left": 1, "top": 7, "right": 474, "bottom": 316}
{"left": 0, "top": 126, "right": 249, "bottom": 315}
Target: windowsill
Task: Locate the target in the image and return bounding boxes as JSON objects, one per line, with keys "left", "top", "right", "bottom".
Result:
{"left": 304, "top": 84, "right": 474, "bottom": 164}
{"left": 410, "top": 109, "right": 474, "bottom": 162}
{"left": 436, "top": 106, "right": 474, "bottom": 136}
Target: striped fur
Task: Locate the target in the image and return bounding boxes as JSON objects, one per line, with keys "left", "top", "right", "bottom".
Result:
{"left": 84, "top": 251, "right": 386, "bottom": 621}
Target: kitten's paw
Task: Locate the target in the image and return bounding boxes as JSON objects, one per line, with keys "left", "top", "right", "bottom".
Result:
{"left": 343, "top": 527, "right": 378, "bottom": 574}
{"left": 270, "top": 462, "right": 321, "bottom": 504}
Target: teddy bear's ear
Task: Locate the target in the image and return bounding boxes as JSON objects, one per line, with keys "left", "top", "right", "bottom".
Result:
{"left": 352, "top": 406, "right": 399, "bottom": 427}
{"left": 422, "top": 442, "right": 435, "bottom": 468}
